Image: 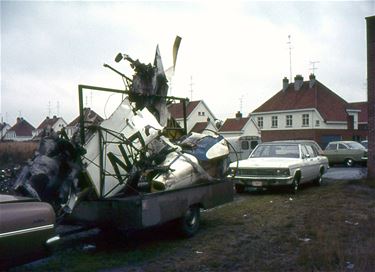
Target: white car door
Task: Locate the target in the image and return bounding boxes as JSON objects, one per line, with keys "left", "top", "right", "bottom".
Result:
{"left": 305, "top": 144, "right": 320, "bottom": 180}
{"left": 300, "top": 144, "right": 315, "bottom": 182}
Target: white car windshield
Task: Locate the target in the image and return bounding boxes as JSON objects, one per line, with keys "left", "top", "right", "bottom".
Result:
{"left": 250, "top": 144, "right": 300, "bottom": 158}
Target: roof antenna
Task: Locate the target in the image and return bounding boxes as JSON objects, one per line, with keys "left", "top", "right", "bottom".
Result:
{"left": 309, "top": 61, "right": 320, "bottom": 75}
{"left": 189, "top": 75, "right": 194, "bottom": 100}
{"left": 48, "top": 101, "right": 51, "bottom": 117}
{"left": 287, "top": 35, "right": 293, "bottom": 82}
{"left": 239, "top": 95, "right": 244, "bottom": 113}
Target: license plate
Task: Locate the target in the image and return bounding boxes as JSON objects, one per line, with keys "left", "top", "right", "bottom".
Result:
{"left": 252, "top": 181, "right": 262, "bottom": 187}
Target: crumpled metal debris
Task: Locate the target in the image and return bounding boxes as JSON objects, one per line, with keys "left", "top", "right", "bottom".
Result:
{"left": 12, "top": 40, "right": 230, "bottom": 219}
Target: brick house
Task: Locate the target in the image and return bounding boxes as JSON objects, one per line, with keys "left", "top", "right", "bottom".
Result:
{"left": 35, "top": 115, "right": 67, "bottom": 136}
{"left": 250, "top": 74, "right": 368, "bottom": 148}
{"left": 168, "top": 100, "right": 217, "bottom": 134}
{"left": 218, "top": 111, "right": 261, "bottom": 138}
{"left": 3, "top": 117, "right": 36, "bottom": 141}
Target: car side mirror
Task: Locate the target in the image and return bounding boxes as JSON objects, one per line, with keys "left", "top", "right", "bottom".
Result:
{"left": 303, "top": 154, "right": 310, "bottom": 159}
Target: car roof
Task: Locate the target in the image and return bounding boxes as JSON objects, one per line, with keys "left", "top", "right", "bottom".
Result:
{"left": 327, "top": 141, "right": 357, "bottom": 144}
{"left": 271, "top": 140, "right": 319, "bottom": 144}
{"left": 260, "top": 141, "right": 299, "bottom": 145}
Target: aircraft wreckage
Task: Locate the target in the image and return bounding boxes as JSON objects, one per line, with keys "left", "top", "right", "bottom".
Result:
{"left": 11, "top": 37, "right": 232, "bottom": 221}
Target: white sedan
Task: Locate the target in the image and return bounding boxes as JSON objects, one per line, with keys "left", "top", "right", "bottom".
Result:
{"left": 229, "top": 141, "right": 329, "bottom": 193}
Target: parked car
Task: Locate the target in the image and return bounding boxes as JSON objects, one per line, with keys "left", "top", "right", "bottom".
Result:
{"left": 0, "top": 194, "right": 57, "bottom": 269}
{"left": 361, "top": 140, "right": 368, "bottom": 149}
{"left": 324, "top": 141, "right": 367, "bottom": 167}
{"left": 228, "top": 141, "right": 329, "bottom": 193}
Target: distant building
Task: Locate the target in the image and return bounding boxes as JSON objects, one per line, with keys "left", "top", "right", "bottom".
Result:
{"left": 35, "top": 115, "right": 67, "bottom": 136}
{"left": 0, "top": 122, "right": 11, "bottom": 140}
{"left": 219, "top": 111, "right": 261, "bottom": 138}
{"left": 66, "top": 108, "right": 103, "bottom": 139}
{"left": 167, "top": 100, "right": 217, "bottom": 134}
{"left": 250, "top": 74, "right": 368, "bottom": 147}
{"left": 3, "top": 117, "right": 36, "bottom": 141}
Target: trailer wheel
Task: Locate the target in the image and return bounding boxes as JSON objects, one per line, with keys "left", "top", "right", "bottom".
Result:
{"left": 180, "top": 205, "right": 200, "bottom": 238}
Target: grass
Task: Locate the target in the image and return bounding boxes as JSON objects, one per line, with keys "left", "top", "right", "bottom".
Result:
{"left": 11, "top": 178, "right": 375, "bottom": 272}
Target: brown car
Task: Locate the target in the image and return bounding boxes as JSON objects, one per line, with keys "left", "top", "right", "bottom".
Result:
{"left": 0, "top": 194, "right": 57, "bottom": 269}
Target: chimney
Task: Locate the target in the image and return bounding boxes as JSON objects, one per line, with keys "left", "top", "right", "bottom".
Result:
{"left": 294, "top": 75, "right": 304, "bottom": 91}
{"left": 282, "top": 77, "right": 289, "bottom": 91}
{"left": 235, "top": 111, "right": 242, "bottom": 119}
{"left": 16, "top": 117, "right": 21, "bottom": 124}
{"left": 53, "top": 115, "right": 57, "bottom": 119}
{"left": 309, "top": 74, "right": 316, "bottom": 88}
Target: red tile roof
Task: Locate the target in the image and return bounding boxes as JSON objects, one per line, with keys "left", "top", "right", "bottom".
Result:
{"left": 219, "top": 117, "right": 250, "bottom": 132}
{"left": 68, "top": 108, "right": 103, "bottom": 127}
{"left": 37, "top": 116, "right": 60, "bottom": 130}
{"left": 168, "top": 100, "right": 200, "bottom": 119}
{"left": 190, "top": 122, "right": 209, "bottom": 133}
{"left": 252, "top": 80, "right": 349, "bottom": 122}
{"left": 8, "top": 118, "right": 35, "bottom": 137}
{"left": 348, "top": 102, "right": 368, "bottom": 123}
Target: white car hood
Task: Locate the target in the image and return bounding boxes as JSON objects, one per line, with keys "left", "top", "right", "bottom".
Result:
{"left": 230, "top": 157, "right": 301, "bottom": 169}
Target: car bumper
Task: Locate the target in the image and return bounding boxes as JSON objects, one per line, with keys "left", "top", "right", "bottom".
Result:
{"left": 233, "top": 176, "right": 294, "bottom": 188}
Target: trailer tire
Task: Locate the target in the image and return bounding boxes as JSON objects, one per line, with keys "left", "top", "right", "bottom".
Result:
{"left": 179, "top": 205, "right": 200, "bottom": 238}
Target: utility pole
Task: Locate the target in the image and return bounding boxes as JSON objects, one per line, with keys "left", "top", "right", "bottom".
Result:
{"left": 287, "top": 35, "right": 293, "bottom": 82}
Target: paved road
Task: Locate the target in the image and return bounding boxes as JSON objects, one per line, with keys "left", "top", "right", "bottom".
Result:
{"left": 323, "top": 166, "right": 367, "bottom": 181}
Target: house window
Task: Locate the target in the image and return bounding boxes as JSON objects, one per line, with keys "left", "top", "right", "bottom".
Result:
{"left": 257, "top": 117, "right": 263, "bottom": 128}
{"left": 315, "top": 120, "right": 320, "bottom": 127}
{"left": 198, "top": 112, "right": 205, "bottom": 116}
{"left": 271, "top": 116, "right": 278, "bottom": 128}
{"left": 286, "top": 115, "right": 293, "bottom": 127}
{"left": 302, "top": 114, "right": 309, "bottom": 126}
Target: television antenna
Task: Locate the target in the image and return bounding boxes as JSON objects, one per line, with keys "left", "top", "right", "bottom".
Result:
{"left": 287, "top": 35, "right": 293, "bottom": 82}
{"left": 309, "top": 61, "right": 320, "bottom": 75}
{"left": 189, "top": 75, "right": 194, "bottom": 100}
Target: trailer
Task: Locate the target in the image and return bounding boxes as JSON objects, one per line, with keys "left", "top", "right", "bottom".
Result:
{"left": 67, "top": 178, "right": 233, "bottom": 237}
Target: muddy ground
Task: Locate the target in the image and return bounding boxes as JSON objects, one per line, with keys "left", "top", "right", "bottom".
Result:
{"left": 11, "top": 171, "right": 375, "bottom": 272}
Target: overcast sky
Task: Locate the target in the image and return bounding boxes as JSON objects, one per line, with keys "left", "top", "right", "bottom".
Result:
{"left": 1, "top": 1, "right": 374, "bottom": 127}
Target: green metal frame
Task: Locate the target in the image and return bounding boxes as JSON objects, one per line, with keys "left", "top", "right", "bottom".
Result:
{"left": 78, "top": 84, "right": 189, "bottom": 145}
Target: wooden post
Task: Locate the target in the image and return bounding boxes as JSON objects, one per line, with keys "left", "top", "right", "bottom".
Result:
{"left": 366, "top": 16, "right": 375, "bottom": 179}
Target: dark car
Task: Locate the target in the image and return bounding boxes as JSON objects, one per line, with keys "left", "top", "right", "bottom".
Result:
{"left": 0, "top": 194, "right": 57, "bottom": 269}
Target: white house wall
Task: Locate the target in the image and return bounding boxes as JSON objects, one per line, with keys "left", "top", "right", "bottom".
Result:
{"left": 251, "top": 109, "right": 347, "bottom": 131}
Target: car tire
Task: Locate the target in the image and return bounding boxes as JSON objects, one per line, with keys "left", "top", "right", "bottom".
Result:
{"left": 290, "top": 177, "right": 300, "bottom": 194}
{"left": 345, "top": 158, "right": 354, "bottom": 167}
{"left": 313, "top": 170, "right": 323, "bottom": 186}
{"left": 179, "top": 205, "right": 200, "bottom": 238}
{"left": 235, "top": 184, "right": 245, "bottom": 193}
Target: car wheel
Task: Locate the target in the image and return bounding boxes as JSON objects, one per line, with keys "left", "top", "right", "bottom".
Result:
{"left": 290, "top": 177, "right": 300, "bottom": 194}
{"left": 235, "top": 184, "right": 245, "bottom": 193}
{"left": 179, "top": 205, "right": 200, "bottom": 238}
{"left": 345, "top": 158, "right": 354, "bottom": 167}
{"left": 313, "top": 170, "right": 324, "bottom": 186}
